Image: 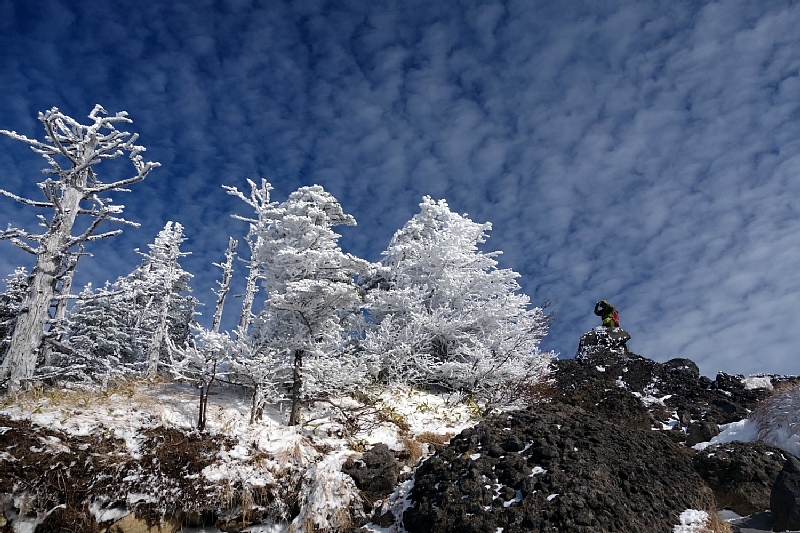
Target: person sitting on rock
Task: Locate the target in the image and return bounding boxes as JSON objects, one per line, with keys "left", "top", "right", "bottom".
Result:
{"left": 594, "top": 300, "right": 620, "bottom": 328}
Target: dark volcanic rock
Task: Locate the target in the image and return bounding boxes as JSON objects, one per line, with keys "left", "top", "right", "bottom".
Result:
{"left": 771, "top": 454, "right": 800, "bottom": 532}
{"left": 403, "top": 403, "right": 714, "bottom": 533}
{"left": 693, "top": 441, "right": 787, "bottom": 515}
{"left": 685, "top": 421, "right": 720, "bottom": 447}
{"left": 343, "top": 443, "right": 400, "bottom": 501}
{"left": 556, "top": 334, "right": 774, "bottom": 432}
{"left": 576, "top": 327, "right": 631, "bottom": 360}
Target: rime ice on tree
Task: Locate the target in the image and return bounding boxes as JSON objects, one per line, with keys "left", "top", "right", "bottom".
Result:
{"left": 0, "top": 105, "right": 159, "bottom": 388}
{"left": 360, "top": 196, "right": 551, "bottom": 407}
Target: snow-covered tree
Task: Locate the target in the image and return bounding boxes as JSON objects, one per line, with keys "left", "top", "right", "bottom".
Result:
{"left": 0, "top": 105, "right": 159, "bottom": 388}
{"left": 223, "top": 179, "right": 280, "bottom": 335}
{"left": 247, "top": 185, "right": 370, "bottom": 425}
{"left": 0, "top": 268, "right": 29, "bottom": 364}
{"left": 53, "top": 223, "right": 195, "bottom": 379}
{"left": 50, "top": 282, "right": 137, "bottom": 379}
{"left": 132, "top": 222, "right": 196, "bottom": 376}
{"left": 360, "top": 197, "right": 551, "bottom": 404}
{"left": 169, "top": 327, "right": 232, "bottom": 430}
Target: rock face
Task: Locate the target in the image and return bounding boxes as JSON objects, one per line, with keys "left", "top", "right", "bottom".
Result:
{"left": 693, "top": 441, "right": 787, "bottom": 515}
{"left": 771, "top": 454, "right": 800, "bottom": 532}
{"left": 403, "top": 403, "right": 715, "bottom": 533}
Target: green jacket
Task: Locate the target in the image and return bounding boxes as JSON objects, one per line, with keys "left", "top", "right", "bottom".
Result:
{"left": 594, "top": 300, "right": 619, "bottom": 328}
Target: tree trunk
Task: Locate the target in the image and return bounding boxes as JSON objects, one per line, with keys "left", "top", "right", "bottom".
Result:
{"left": 198, "top": 382, "right": 208, "bottom": 430}
{"left": 147, "top": 258, "right": 176, "bottom": 377}
{"left": 0, "top": 187, "right": 84, "bottom": 389}
{"left": 238, "top": 259, "right": 259, "bottom": 335}
{"left": 288, "top": 349, "right": 304, "bottom": 426}
{"left": 212, "top": 238, "right": 236, "bottom": 334}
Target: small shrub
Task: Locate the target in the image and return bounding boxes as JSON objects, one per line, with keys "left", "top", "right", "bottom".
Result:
{"left": 415, "top": 431, "right": 452, "bottom": 446}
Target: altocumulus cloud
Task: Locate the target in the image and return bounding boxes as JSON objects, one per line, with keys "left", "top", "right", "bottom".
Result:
{"left": 1, "top": 0, "right": 800, "bottom": 377}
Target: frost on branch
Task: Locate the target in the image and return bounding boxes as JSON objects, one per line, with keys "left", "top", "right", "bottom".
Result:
{"left": 48, "top": 223, "right": 195, "bottom": 382}
{"left": 0, "top": 105, "right": 159, "bottom": 388}
{"left": 360, "top": 196, "right": 552, "bottom": 408}
{"left": 241, "top": 184, "right": 369, "bottom": 426}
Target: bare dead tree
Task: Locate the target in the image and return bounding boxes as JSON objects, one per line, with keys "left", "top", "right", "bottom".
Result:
{"left": 211, "top": 237, "right": 237, "bottom": 333}
{"left": 0, "top": 105, "right": 159, "bottom": 389}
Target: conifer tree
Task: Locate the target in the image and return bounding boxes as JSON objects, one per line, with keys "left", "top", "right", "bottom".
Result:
{"left": 54, "top": 223, "right": 195, "bottom": 379}
{"left": 361, "top": 197, "right": 551, "bottom": 403}
{"left": 248, "top": 185, "right": 369, "bottom": 425}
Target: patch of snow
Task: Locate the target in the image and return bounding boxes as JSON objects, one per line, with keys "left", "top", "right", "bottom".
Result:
{"left": 469, "top": 453, "right": 481, "bottom": 460}
{"left": 547, "top": 494, "right": 558, "bottom": 501}
{"left": 672, "top": 509, "right": 709, "bottom": 532}
{"left": 693, "top": 419, "right": 758, "bottom": 450}
{"left": 596, "top": 366, "right": 606, "bottom": 372}
{"left": 503, "top": 490, "right": 523, "bottom": 507}
{"left": 742, "top": 376, "right": 773, "bottom": 390}
{"left": 89, "top": 499, "right": 130, "bottom": 524}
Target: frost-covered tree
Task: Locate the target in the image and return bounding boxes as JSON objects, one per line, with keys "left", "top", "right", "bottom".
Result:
{"left": 51, "top": 282, "right": 135, "bottom": 379}
{"left": 169, "top": 328, "right": 232, "bottom": 430}
{"left": 0, "top": 105, "right": 159, "bottom": 388}
{"left": 361, "top": 197, "right": 551, "bottom": 403}
{"left": 223, "top": 179, "right": 280, "bottom": 334}
{"left": 132, "top": 222, "right": 195, "bottom": 376}
{"left": 0, "top": 268, "right": 29, "bottom": 364}
{"left": 54, "top": 223, "right": 195, "bottom": 378}
{"left": 248, "top": 185, "right": 369, "bottom": 425}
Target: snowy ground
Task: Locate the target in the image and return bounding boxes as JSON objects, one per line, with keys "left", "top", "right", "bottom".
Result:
{"left": 1, "top": 377, "right": 794, "bottom": 533}
{"left": 0, "top": 379, "right": 478, "bottom": 532}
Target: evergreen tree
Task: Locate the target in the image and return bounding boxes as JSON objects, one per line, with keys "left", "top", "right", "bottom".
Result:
{"left": 248, "top": 185, "right": 369, "bottom": 425}
{"left": 55, "top": 222, "right": 196, "bottom": 379}
{"left": 0, "top": 268, "right": 29, "bottom": 364}
{"left": 361, "top": 197, "right": 551, "bottom": 404}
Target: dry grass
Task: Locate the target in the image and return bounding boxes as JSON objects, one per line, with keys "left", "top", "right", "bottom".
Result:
{"left": 415, "top": 431, "right": 453, "bottom": 446}
{"left": 401, "top": 436, "right": 423, "bottom": 464}
{"left": 705, "top": 511, "right": 733, "bottom": 533}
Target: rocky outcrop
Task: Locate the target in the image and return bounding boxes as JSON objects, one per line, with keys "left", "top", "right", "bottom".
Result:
{"left": 771, "top": 455, "right": 800, "bottom": 532}
{"left": 558, "top": 331, "right": 775, "bottom": 431}
{"left": 693, "top": 441, "right": 787, "bottom": 515}
{"left": 575, "top": 327, "right": 630, "bottom": 359}
{"left": 403, "top": 403, "right": 715, "bottom": 533}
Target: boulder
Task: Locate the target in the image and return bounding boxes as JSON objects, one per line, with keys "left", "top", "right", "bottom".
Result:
{"left": 693, "top": 441, "right": 787, "bottom": 515}
{"left": 576, "top": 327, "right": 631, "bottom": 360}
{"left": 342, "top": 443, "right": 400, "bottom": 501}
{"left": 771, "top": 454, "right": 800, "bottom": 532}
{"left": 685, "top": 421, "right": 720, "bottom": 447}
{"left": 403, "top": 403, "right": 715, "bottom": 533}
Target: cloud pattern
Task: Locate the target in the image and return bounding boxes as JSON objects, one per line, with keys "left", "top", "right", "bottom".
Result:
{"left": 1, "top": 0, "right": 800, "bottom": 376}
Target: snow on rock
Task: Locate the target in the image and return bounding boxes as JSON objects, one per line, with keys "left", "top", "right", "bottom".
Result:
{"left": 693, "top": 419, "right": 759, "bottom": 450}
{"left": 742, "top": 376, "right": 773, "bottom": 390}
{"left": 289, "top": 451, "right": 365, "bottom": 533}
{"left": 672, "top": 509, "right": 709, "bottom": 533}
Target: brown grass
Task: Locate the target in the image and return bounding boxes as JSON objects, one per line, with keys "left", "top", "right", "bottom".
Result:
{"left": 705, "top": 511, "right": 733, "bottom": 533}
{"left": 415, "top": 431, "right": 453, "bottom": 446}
{"left": 401, "top": 436, "right": 423, "bottom": 464}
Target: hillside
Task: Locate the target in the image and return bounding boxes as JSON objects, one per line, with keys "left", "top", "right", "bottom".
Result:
{"left": 3, "top": 327, "right": 800, "bottom": 533}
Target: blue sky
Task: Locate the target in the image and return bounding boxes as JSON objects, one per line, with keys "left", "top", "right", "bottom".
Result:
{"left": 2, "top": 0, "right": 800, "bottom": 377}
